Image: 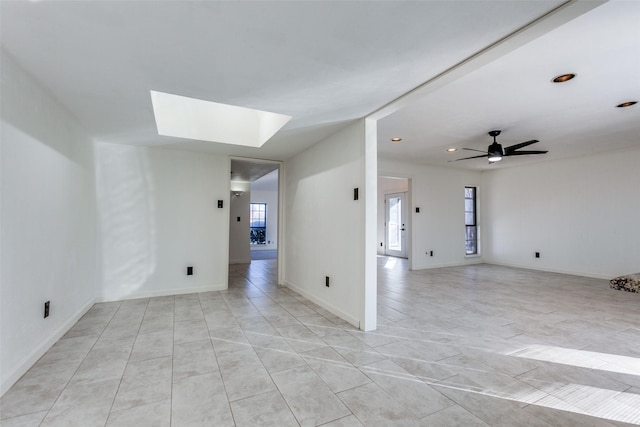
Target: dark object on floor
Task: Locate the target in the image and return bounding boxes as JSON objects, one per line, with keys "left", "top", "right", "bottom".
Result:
{"left": 609, "top": 273, "right": 640, "bottom": 292}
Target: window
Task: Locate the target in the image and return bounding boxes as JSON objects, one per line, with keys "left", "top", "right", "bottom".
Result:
{"left": 250, "top": 203, "right": 267, "bottom": 245}
{"left": 465, "top": 187, "right": 478, "bottom": 255}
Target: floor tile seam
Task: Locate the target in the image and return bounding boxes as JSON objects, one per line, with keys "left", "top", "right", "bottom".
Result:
{"left": 417, "top": 402, "right": 481, "bottom": 424}
{"left": 212, "top": 320, "right": 272, "bottom": 407}
{"left": 429, "top": 382, "right": 557, "bottom": 426}
{"left": 385, "top": 378, "right": 458, "bottom": 421}
{"left": 166, "top": 312, "right": 175, "bottom": 427}
{"left": 267, "top": 363, "right": 348, "bottom": 427}
{"left": 358, "top": 361, "right": 431, "bottom": 387}
{"left": 319, "top": 339, "right": 381, "bottom": 359}
{"left": 374, "top": 350, "right": 482, "bottom": 374}
{"left": 109, "top": 394, "right": 171, "bottom": 420}
{"left": 501, "top": 375, "right": 583, "bottom": 408}
{"left": 521, "top": 393, "right": 629, "bottom": 426}
{"left": 560, "top": 390, "right": 640, "bottom": 422}
{"left": 522, "top": 363, "right": 633, "bottom": 392}
{"left": 194, "top": 293, "right": 224, "bottom": 380}
{"left": 208, "top": 343, "right": 234, "bottom": 416}
{"left": 300, "top": 349, "right": 354, "bottom": 368}
{"left": 279, "top": 333, "right": 325, "bottom": 349}
{"left": 172, "top": 364, "right": 221, "bottom": 383}
{"left": 35, "top": 300, "right": 136, "bottom": 424}
{"left": 404, "top": 369, "right": 461, "bottom": 389}
{"left": 103, "top": 297, "right": 155, "bottom": 425}
{"left": 334, "top": 380, "right": 418, "bottom": 424}
{"left": 0, "top": 408, "right": 47, "bottom": 423}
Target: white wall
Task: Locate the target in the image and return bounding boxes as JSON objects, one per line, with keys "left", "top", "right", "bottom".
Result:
{"left": 377, "top": 177, "right": 409, "bottom": 255}
{"left": 95, "top": 144, "right": 230, "bottom": 300}
{"left": 482, "top": 148, "right": 640, "bottom": 278}
{"left": 250, "top": 189, "right": 278, "bottom": 250}
{"left": 229, "top": 191, "right": 251, "bottom": 263}
{"left": 379, "top": 160, "right": 483, "bottom": 270}
{"left": 284, "top": 120, "right": 373, "bottom": 328}
{"left": 1, "top": 51, "right": 97, "bottom": 394}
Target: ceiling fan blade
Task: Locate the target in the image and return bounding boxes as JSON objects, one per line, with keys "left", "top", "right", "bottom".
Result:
{"left": 462, "top": 147, "right": 487, "bottom": 154}
{"left": 449, "top": 154, "right": 489, "bottom": 162}
{"left": 504, "top": 139, "right": 539, "bottom": 154}
{"left": 504, "top": 150, "right": 548, "bottom": 156}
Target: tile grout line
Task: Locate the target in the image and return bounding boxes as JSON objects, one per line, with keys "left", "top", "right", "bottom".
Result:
{"left": 102, "top": 298, "right": 151, "bottom": 426}
{"left": 38, "top": 301, "right": 124, "bottom": 427}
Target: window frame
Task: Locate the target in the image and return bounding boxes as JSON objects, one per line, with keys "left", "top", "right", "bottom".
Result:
{"left": 249, "top": 202, "right": 267, "bottom": 245}
{"left": 464, "top": 186, "right": 479, "bottom": 256}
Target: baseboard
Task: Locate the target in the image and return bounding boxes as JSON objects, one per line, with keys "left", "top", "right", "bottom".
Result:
{"left": 484, "top": 261, "right": 611, "bottom": 280}
{"left": 1, "top": 298, "right": 96, "bottom": 397}
{"left": 411, "top": 259, "right": 483, "bottom": 271}
{"left": 98, "top": 283, "right": 227, "bottom": 302}
{"left": 229, "top": 258, "right": 251, "bottom": 264}
{"left": 283, "top": 280, "right": 360, "bottom": 329}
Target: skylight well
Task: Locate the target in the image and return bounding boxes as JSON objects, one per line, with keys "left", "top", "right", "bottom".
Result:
{"left": 150, "top": 90, "right": 291, "bottom": 147}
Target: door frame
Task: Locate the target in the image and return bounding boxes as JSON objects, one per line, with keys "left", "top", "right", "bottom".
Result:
{"left": 229, "top": 156, "right": 283, "bottom": 284}
{"left": 385, "top": 191, "right": 408, "bottom": 258}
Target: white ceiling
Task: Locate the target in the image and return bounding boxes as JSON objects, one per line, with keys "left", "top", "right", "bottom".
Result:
{"left": 2, "top": 1, "right": 638, "bottom": 171}
{"left": 230, "top": 159, "right": 279, "bottom": 185}
{"left": 377, "top": 0, "right": 640, "bottom": 170}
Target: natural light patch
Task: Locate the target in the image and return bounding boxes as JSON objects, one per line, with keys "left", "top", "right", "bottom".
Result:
{"left": 530, "top": 383, "right": 640, "bottom": 424}
{"left": 384, "top": 258, "right": 397, "bottom": 269}
{"left": 433, "top": 379, "right": 640, "bottom": 425}
{"left": 150, "top": 90, "right": 291, "bottom": 147}
{"left": 508, "top": 345, "right": 640, "bottom": 376}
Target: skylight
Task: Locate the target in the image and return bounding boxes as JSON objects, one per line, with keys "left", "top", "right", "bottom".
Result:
{"left": 150, "top": 90, "right": 291, "bottom": 147}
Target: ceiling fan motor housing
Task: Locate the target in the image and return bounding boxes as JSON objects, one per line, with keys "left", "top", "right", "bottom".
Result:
{"left": 488, "top": 142, "right": 503, "bottom": 156}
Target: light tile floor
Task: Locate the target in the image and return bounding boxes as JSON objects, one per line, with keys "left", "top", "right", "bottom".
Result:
{"left": 2, "top": 258, "right": 639, "bottom": 426}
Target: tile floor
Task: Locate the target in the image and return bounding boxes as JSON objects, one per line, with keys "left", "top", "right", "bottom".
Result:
{"left": 1, "top": 258, "right": 639, "bottom": 426}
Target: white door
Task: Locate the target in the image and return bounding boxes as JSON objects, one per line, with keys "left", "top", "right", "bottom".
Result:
{"left": 385, "top": 192, "right": 408, "bottom": 258}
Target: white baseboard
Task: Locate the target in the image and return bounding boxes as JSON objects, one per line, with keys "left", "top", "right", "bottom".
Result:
{"left": 484, "top": 261, "right": 611, "bottom": 280}
{"left": 283, "top": 280, "right": 360, "bottom": 329}
{"left": 97, "top": 283, "right": 227, "bottom": 302}
{"left": 411, "top": 259, "right": 483, "bottom": 271}
{"left": 1, "top": 298, "right": 95, "bottom": 397}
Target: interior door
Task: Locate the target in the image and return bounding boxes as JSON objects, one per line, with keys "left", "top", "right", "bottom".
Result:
{"left": 385, "top": 192, "right": 408, "bottom": 258}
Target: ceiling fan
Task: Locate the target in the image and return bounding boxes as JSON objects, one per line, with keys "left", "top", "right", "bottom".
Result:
{"left": 452, "top": 130, "right": 547, "bottom": 163}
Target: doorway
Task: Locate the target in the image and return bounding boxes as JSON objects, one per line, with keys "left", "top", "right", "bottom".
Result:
{"left": 229, "top": 158, "right": 281, "bottom": 264}
{"left": 378, "top": 176, "right": 410, "bottom": 260}
{"left": 385, "top": 192, "right": 408, "bottom": 258}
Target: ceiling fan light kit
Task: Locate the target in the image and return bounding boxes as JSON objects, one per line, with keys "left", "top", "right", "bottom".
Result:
{"left": 487, "top": 130, "right": 503, "bottom": 162}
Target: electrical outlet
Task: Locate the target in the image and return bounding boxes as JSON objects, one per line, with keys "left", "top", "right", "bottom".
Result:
{"left": 44, "top": 301, "right": 50, "bottom": 318}
{"left": 535, "top": 252, "right": 540, "bottom": 258}
{"left": 187, "top": 266, "right": 194, "bottom": 275}
{"left": 430, "top": 251, "right": 434, "bottom": 257}
{"left": 325, "top": 276, "right": 330, "bottom": 287}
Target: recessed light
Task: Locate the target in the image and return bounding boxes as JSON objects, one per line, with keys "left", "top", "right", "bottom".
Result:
{"left": 391, "top": 137, "right": 402, "bottom": 142}
{"left": 447, "top": 148, "right": 457, "bottom": 152}
{"left": 552, "top": 73, "right": 576, "bottom": 83}
{"left": 616, "top": 101, "right": 637, "bottom": 108}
